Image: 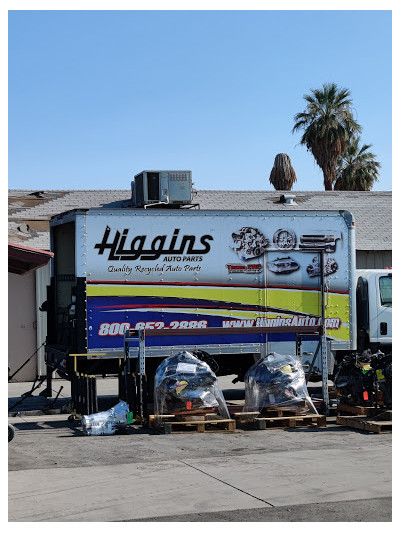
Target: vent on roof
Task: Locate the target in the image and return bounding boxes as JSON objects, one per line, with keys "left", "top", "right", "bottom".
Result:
{"left": 131, "top": 170, "right": 192, "bottom": 207}
{"left": 29, "top": 191, "right": 45, "bottom": 198}
{"left": 17, "top": 223, "right": 30, "bottom": 234}
{"left": 280, "top": 193, "right": 297, "bottom": 205}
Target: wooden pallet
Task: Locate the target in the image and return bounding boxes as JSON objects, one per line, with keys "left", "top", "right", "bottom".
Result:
{"left": 336, "top": 403, "right": 388, "bottom": 416}
{"left": 149, "top": 413, "right": 236, "bottom": 434}
{"left": 234, "top": 411, "right": 326, "bottom": 430}
{"left": 336, "top": 412, "right": 392, "bottom": 434}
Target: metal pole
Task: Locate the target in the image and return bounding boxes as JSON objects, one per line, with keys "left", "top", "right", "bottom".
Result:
{"left": 87, "top": 376, "right": 93, "bottom": 415}
{"left": 71, "top": 372, "right": 76, "bottom": 411}
{"left": 92, "top": 376, "right": 98, "bottom": 413}
{"left": 46, "top": 360, "right": 53, "bottom": 398}
{"left": 83, "top": 374, "right": 89, "bottom": 415}
{"left": 320, "top": 249, "right": 330, "bottom": 414}
{"left": 305, "top": 338, "right": 322, "bottom": 384}
{"left": 124, "top": 329, "right": 130, "bottom": 407}
{"left": 138, "top": 329, "right": 146, "bottom": 374}
{"left": 136, "top": 329, "right": 146, "bottom": 420}
{"left": 263, "top": 249, "right": 268, "bottom": 356}
{"left": 77, "top": 374, "right": 83, "bottom": 415}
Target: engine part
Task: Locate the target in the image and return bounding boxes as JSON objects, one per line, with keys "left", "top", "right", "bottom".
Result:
{"left": 266, "top": 256, "right": 299, "bottom": 274}
{"left": 231, "top": 227, "right": 269, "bottom": 261}
{"left": 334, "top": 352, "right": 377, "bottom": 406}
{"left": 154, "top": 351, "right": 229, "bottom": 418}
{"left": 191, "top": 349, "right": 219, "bottom": 374}
{"left": 243, "top": 352, "right": 318, "bottom": 414}
{"left": 370, "top": 350, "right": 392, "bottom": 409}
{"left": 273, "top": 228, "right": 297, "bottom": 250}
{"left": 81, "top": 401, "right": 130, "bottom": 436}
{"left": 307, "top": 256, "right": 338, "bottom": 277}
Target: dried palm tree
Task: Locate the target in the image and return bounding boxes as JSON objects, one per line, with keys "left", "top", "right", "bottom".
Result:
{"left": 334, "top": 137, "right": 381, "bottom": 190}
{"left": 292, "top": 83, "right": 361, "bottom": 190}
{"left": 269, "top": 153, "right": 297, "bottom": 190}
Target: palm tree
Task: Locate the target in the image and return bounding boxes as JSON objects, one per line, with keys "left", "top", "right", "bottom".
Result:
{"left": 269, "top": 153, "right": 297, "bottom": 190}
{"left": 334, "top": 137, "right": 381, "bottom": 190}
{"left": 293, "top": 83, "right": 361, "bottom": 190}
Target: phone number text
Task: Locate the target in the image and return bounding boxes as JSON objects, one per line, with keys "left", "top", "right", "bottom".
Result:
{"left": 97, "top": 320, "right": 208, "bottom": 336}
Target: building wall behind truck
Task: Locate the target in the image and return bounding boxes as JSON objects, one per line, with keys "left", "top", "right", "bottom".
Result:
{"left": 8, "top": 263, "right": 50, "bottom": 382}
{"left": 36, "top": 262, "right": 50, "bottom": 376}
{"left": 356, "top": 250, "right": 392, "bottom": 269}
{"left": 8, "top": 270, "right": 37, "bottom": 382}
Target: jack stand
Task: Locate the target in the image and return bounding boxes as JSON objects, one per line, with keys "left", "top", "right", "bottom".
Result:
{"left": 43, "top": 386, "right": 64, "bottom": 410}
{"left": 123, "top": 328, "right": 148, "bottom": 424}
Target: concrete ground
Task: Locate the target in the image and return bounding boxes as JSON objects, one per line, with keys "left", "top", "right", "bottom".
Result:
{"left": 8, "top": 375, "right": 330, "bottom": 415}
{"left": 8, "top": 376, "right": 392, "bottom": 522}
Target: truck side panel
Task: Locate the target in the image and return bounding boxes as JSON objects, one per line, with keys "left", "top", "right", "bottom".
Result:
{"left": 74, "top": 210, "right": 354, "bottom": 356}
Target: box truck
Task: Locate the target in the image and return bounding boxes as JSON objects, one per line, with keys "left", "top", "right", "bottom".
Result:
{"left": 44, "top": 206, "right": 393, "bottom": 386}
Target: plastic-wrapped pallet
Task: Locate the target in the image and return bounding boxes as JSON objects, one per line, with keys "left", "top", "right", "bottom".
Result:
{"left": 81, "top": 401, "right": 130, "bottom": 436}
{"left": 154, "top": 351, "right": 230, "bottom": 418}
{"left": 243, "top": 352, "right": 318, "bottom": 414}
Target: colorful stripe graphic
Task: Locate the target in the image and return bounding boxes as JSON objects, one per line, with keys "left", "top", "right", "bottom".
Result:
{"left": 86, "top": 281, "right": 350, "bottom": 350}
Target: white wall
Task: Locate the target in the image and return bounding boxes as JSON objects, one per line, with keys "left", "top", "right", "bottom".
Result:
{"left": 8, "top": 270, "right": 37, "bottom": 382}
{"left": 8, "top": 263, "right": 51, "bottom": 382}
{"left": 36, "top": 262, "right": 50, "bottom": 376}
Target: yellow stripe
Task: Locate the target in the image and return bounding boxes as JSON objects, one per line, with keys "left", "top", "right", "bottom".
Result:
{"left": 327, "top": 326, "right": 350, "bottom": 341}
{"left": 87, "top": 284, "right": 349, "bottom": 321}
{"left": 87, "top": 284, "right": 264, "bottom": 304}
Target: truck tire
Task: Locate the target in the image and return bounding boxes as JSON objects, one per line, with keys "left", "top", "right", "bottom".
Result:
{"left": 8, "top": 424, "right": 15, "bottom": 443}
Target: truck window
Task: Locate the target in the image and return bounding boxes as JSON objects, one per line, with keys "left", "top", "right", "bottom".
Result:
{"left": 379, "top": 276, "right": 392, "bottom": 306}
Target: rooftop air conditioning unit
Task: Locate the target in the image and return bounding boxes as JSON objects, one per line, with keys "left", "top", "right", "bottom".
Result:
{"left": 131, "top": 170, "right": 192, "bottom": 207}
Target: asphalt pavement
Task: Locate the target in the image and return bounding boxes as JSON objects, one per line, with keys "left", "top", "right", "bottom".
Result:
{"left": 133, "top": 498, "right": 392, "bottom": 522}
{"left": 8, "top": 376, "right": 392, "bottom": 522}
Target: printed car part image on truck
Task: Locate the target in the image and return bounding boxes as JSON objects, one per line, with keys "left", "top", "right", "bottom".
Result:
{"left": 44, "top": 208, "right": 391, "bottom": 385}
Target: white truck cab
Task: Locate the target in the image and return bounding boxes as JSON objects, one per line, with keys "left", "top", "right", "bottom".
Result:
{"left": 356, "top": 269, "right": 392, "bottom": 353}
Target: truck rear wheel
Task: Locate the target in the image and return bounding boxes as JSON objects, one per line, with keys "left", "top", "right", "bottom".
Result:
{"left": 8, "top": 424, "right": 15, "bottom": 442}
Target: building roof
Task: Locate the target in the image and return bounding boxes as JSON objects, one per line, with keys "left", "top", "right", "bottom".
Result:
{"left": 8, "top": 189, "right": 392, "bottom": 251}
{"left": 8, "top": 242, "right": 54, "bottom": 275}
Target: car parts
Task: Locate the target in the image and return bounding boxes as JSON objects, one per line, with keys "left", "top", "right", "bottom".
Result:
{"left": 243, "top": 352, "right": 318, "bottom": 414}
{"left": 231, "top": 227, "right": 269, "bottom": 261}
{"left": 154, "top": 351, "right": 229, "bottom": 417}
{"left": 273, "top": 228, "right": 297, "bottom": 250}
{"left": 307, "top": 256, "right": 338, "bottom": 277}
{"left": 266, "top": 256, "right": 299, "bottom": 274}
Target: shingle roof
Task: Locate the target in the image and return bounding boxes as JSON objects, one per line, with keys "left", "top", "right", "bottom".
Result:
{"left": 8, "top": 189, "right": 391, "bottom": 251}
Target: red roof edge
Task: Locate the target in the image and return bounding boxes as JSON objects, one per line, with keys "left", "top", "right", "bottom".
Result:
{"left": 8, "top": 242, "right": 54, "bottom": 257}
{"left": 8, "top": 242, "right": 53, "bottom": 275}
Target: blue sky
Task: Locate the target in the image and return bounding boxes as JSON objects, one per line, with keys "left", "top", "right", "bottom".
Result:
{"left": 8, "top": 10, "right": 392, "bottom": 191}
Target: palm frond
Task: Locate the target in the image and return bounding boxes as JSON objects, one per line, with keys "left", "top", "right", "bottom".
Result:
{"left": 334, "top": 137, "right": 380, "bottom": 190}
{"left": 292, "top": 83, "right": 361, "bottom": 190}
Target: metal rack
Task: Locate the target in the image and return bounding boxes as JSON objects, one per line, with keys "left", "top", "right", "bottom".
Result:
{"left": 122, "top": 319, "right": 330, "bottom": 418}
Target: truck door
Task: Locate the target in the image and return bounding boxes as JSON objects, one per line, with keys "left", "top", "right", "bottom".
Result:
{"left": 370, "top": 273, "right": 392, "bottom": 347}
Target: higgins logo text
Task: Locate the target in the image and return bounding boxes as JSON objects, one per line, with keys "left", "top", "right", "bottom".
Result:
{"left": 94, "top": 226, "right": 214, "bottom": 261}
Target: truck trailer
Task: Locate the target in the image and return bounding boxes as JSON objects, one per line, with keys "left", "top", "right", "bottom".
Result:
{"left": 45, "top": 206, "right": 383, "bottom": 387}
